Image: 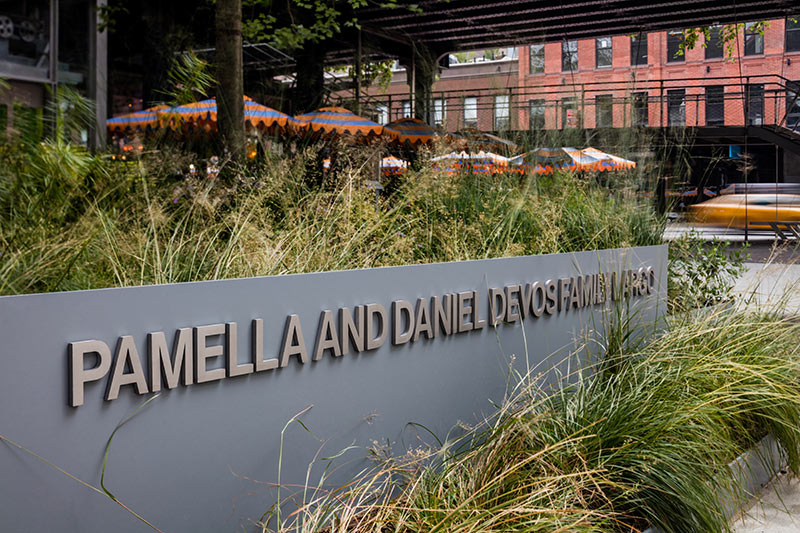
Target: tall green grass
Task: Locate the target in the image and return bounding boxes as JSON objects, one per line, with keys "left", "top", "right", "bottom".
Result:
{"left": 0, "top": 142, "right": 663, "bottom": 295}
{"left": 262, "top": 309, "right": 800, "bottom": 533}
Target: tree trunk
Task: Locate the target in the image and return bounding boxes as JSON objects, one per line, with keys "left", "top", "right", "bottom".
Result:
{"left": 293, "top": 42, "right": 326, "bottom": 114}
{"left": 215, "top": 0, "right": 245, "bottom": 161}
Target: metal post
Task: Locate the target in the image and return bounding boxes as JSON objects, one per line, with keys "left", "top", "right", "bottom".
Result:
{"left": 354, "top": 30, "right": 362, "bottom": 115}
{"left": 89, "top": 0, "right": 107, "bottom": 151}
{"left": 409, "top": 54, "right": 415, "bottom": 117}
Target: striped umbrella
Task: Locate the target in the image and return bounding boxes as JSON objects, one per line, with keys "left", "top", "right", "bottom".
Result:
{"left": 161, "top": 96, "right": 293, "bottom": 133}
{"left": 381, "top": 156, "right": 409, "bottom": 175}
{"left": 456, "top": 128, "right": 518, "bottom": 154}
{"left": 293, "top": 107, "right": 384, "bottom": 140}
{"left": 106, "top": 105, "right": 167, "bottom": 134}
{"left": 510, "top": 147, "right": 635, "bottom": 173}
{"left": 383, "top": 118, "right": 442, "bottom": 147}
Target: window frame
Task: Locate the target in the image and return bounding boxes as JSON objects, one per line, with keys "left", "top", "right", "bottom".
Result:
{"left": 494, "top": 94, "right": 510, "bottom": 131}
{"left": 432, "top": 98, "right": 446, "bottom": 127}
{"left": 632, "top": 92, "right": 649, "bottom": 126}
{"left": 744, "top": 22, "right": 764, "bottom": 56}
{"left": 463, "top": 96, "right": 478, "bottom": 128}
{"left": 704, "top": 86, "right": 725, "bottom": 126}
{"left": 529, "top": 44, "right": 545, "bottom": 74}
{"left": 705, "top": 25, "right": 724, "bottom": 59}
{"left": 529, "top": 99, "right": 545, "bottom": 130}
{"left": 667, "top": 89, "right": 686, "bottom": 126}
{"left": 666, "top": 30, "right": 685, "bottom": 62}
{"left": 631, "top": 33, "right": 648, "bottom": 66}
{"left": 595, "top": 94, "right": 613, "bottom": 128}
{"left": 787, "top": 16, "right": 800, "bottom": 53}
{"left": 595, "top": 37, "right": 612, "bottom": 68}
{"left": 562, "top": 40, "right": 578, "bottom": 72}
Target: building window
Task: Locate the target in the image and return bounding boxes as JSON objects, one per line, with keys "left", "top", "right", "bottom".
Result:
{"left": 787, "top": 81, "right": 800, "bottom": 128}
{"left": 667, "top": 89, "right": 686, "bottom": 126}
{"left": 595, "top": 95, "right": 613, "bottom": 128}
{"left": 705, "top": 86, "right": 725, "bottom": 126}
{"left": 402, "top": 100, "right": 411, "bottom": 118}
{"left": 631, "top": 33, "right": 648, "bottom": 66}
{"left": 529, "top": 44, "right": 545, "bottom": 74}
{"left": 746, "top": 84, "right": 764, "bottom": 125}
{"left": 705, "top": 26, "right": 724, "bottom": 59}
{"left": 463, "top": 97, "right": 478, "bottom": 128}
{"left": 375, "top": 104, "right": 388, "bottom": 125}
{"left": 787, "top": 16, "right": 800, "bottom": 52}
{"left": 562, "top": 40, "right": 578, "bottom": 71}
{"left": 596, "top": 37, "right": 612, "bottom": 68}
{"left": 494, "top": 95, "right": 510, "bottom": 130}
{"left": 561, "top": 98, "right": 579, "bottom": 128}
{"left": 744, "top": 22, "right": 764, "bottom": 55}
{"left": 632, "top": 92, "right": 649, "bottom": 126}
{"left": 432, "top": 99, "right": 446, "bottom": 127}
{"left": 667, "top": 30, "right": 685, "bottom": 62}
{"left": 529, "top": 99, "right": 545, "bottom": 129}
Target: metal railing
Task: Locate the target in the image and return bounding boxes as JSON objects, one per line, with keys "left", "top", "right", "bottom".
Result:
{"left": 332, "top": 74, "right": 800, "bottom": 135}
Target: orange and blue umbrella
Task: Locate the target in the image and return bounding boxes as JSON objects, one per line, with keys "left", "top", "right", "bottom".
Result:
{"left": 510, "top": 147, "right": 635, "bottom": 173}
{"left": 161, "top": 96, "right": 293, "bottom": 133}
{"left": 293, "top": 107, "right": 384, "bottom": 140}
{"left": 106, "top": 105, "right": 168, "bottom": 134}
{"left": 384, "top": 117, "right": 441, "bottom": 147}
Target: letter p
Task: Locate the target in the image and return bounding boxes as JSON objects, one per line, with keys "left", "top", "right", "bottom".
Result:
{"left": 69, "top": 340, "right": 112, "bottom": 407}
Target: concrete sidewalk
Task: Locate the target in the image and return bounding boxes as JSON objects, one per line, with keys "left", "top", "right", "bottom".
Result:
{"left": 734, "top": 262, "right": 800, "bottom": 315}
{"left": 730, "top": 262, "right": 800, "bottom": 532}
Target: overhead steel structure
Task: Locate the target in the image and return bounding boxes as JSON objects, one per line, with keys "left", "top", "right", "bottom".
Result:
{"left": 336, "top": 0, "right": 797, "bottom": 121}
{"left": 353, "top": 0, "right": 797, "bottom": 56}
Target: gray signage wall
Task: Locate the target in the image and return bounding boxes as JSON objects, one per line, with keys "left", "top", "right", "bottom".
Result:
{"left": 0, "top": 245, "right": 666, "bottom": 532}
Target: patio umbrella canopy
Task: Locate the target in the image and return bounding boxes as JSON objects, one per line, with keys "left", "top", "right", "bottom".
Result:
{"left": 455, "top": 128, "right": 518, "bottom": 154}
{"left": 160, "top": 96, "right": 293, "bottom": 133}
{"left": 293, "top": 106, "right": 384, "bottom": 141}
{"left": 106, "top": 105, "right": 168, "bottom": 134}
{"left": 431, "top": 150, "right": 510, "bottom": 173}
{"left": 383, "top": 117, "right": 443, "bottom": 147}
{"left": 510, "top": 147, "right": 636, "bottom": 173}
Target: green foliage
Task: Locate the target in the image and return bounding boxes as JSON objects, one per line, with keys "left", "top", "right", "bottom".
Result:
{"left": 266, "top": 310, "right": 800, "bottom": 533}
{"left": 0, "top": 141, "right": 662, "bottom": 295}
{"left": 682, "top": 22, "right": 769, "bottom": 60}
{"left": 161, "top": 51, "right": 216, "bottom": 107}
{"left": 668, "top": 231, "right": 749, "bottom": 311}
{"left": 241, "top": 0, "right": 419, "bottom": 50}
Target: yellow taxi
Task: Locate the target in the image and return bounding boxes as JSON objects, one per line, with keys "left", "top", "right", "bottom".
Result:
{"left": 688, "top": 194, "right": 800, "bottom": 229}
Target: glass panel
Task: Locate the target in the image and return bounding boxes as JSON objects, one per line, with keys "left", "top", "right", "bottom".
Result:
{"left": 705, "top": 26, "right": 724, "bottom": 59}
{"left": 787, "top": 81, "right": 800, "bottom": 128}
{"left": 787, "top": 16, "right": 800, "bottom": 52}
{"left": 561, "top": 98, "right": 578, "bottom": 128}
{"left": 705, "top": 86, "right": 725, "bottom": 126}
{"left": 0, "top": 0, "right": 52, "bottom": 82}
{"left": 667, "top": 89, "right": 685, "bottom": 126}
{"left": 494, "top": 94, "right": 510, "bottom": 130}
{"left": 529, "top": 99, "right": 545, "bottom": 129}
{"left": 747, "top": 84, "right": 764, "bottom": 125}
{"left": 562, "top": 40, "right": 578, "bottom": 71}
{"left": 529, "top": 44, "right": 545, "bottom": 74}
{"left": 631, "top": 34, "right": 648, "bottom": 66}
{"left": 595, "top": 94, "right": 613, "bottom": 127}
{"left": 463, "top": 97, "right": 478, "bottom": 127}
{"left": 375, "top": 105, "right": 388, "bottom": 125}
{"left": 744, "top": 23, "right": 763, "bottom": 55}
{"left": 596, "top": 37, "right": 612, "bottom": 68}
{"left": 632, "top": 92, "right": 649, "bottom": 126}
{"left": 402, "top": 100, "right": 411, "bottom": 118}
{"left": 667, "top": 30, "right": 685, "bottom": 62}
{"left": 433, "top": 99, "right": 446, "bottom": 127}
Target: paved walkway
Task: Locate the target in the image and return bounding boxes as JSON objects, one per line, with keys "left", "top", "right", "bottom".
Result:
{"left": 730, "top": 261, "right": 800, "bottom": 531}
